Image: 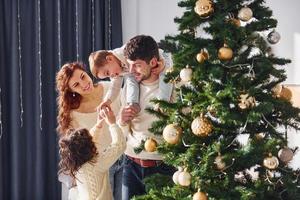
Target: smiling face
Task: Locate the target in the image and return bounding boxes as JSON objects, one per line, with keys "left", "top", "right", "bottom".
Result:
{"left": 68, "top": 69, "right": 94, "bottom": 95}
{"left": 127, "top": 58, "right": 157, "bottom": 82}
{"left": 96, "top": 55, "right": 123, "bottom": 79}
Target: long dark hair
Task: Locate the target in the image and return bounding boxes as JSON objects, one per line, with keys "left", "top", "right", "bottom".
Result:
{"left": 58, "top": 128, "right": 98, "bottom": 179}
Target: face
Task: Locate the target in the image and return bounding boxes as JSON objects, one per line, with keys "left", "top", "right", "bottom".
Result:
{"left": 127, "top": 58, "right": 157, "bottom": 82}
{"left": 96, "top": 55, "right": 123, "bottom": 79}
{"left": 68, "top": 69, "right": 94, "bottom": 95}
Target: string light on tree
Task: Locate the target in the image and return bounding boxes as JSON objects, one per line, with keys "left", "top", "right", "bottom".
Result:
{"left": 194, "top": 0, "right": 214, "bottom": 19}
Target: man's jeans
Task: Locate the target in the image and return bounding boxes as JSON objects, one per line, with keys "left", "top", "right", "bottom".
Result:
{"left": 110, "top": 154, "right": 124, "bottom": 200}
{"left": 122, "top": 155, "right": 175, "bottom": 200}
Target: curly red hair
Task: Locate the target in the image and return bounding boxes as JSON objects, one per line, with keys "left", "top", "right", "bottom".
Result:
{"left": 56, "top": 62, "right": 85, "bottom": 135}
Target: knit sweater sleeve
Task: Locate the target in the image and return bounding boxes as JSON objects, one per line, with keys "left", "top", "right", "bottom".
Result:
{"left": 94, "top": 124, "right": 126, "bottom": 172}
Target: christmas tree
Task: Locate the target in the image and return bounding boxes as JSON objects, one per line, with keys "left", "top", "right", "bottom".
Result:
{"left": 135, "top": 0, "right": 300, "bottom": 199}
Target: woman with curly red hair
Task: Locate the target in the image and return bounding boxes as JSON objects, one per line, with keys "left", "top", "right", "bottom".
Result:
{"left": 56, "top": 62, "right": 125, "bottom": 200}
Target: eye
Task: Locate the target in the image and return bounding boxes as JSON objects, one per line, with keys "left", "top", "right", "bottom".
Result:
{"left": 73, "top": 83, "right": 78, "bottom": 88}
{"left": 80, "top": 74, "right": 85, "bottom": 79}
{"left": 105, "top": 71, "right": 109, "bottom": 76}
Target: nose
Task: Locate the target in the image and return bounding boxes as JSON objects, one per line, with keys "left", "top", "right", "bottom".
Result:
{"left": 129, "top": 65, "right": 134, "bottom": 73}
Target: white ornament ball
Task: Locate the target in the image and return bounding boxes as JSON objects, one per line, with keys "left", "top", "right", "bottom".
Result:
{"left": 178, "top": 169, "right": 191, "bottom": 186}
{"left": 238, "top": 7, "right": 253, "bottom": 21}
{"left": 267, "top": 30, "right": 281, "bottom": 44}
{"left": 180, "top": 66, "right": 193, "bottom": 82}
{"left": 172, "top": 167, "right": 183, "bottom": 185}
{"left": 163, "top": 124, "right": 182, "bottom": 145}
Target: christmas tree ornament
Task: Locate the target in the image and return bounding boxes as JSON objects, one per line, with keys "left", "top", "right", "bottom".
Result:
{"left": 255, "top": 132, "right": 266, "bottom": 140}
{"left": 238, "top": 94, "right": 256, "bottom": 109}
{"left": 278, "top": 147, "right": 294, "bottom": 164}
{"left": 181, "top": 106, "right": 192, "bottom": 115}
{"left": 207, "top": 105, "right": 216, "bottom": 116}
{"left": 178, "top": 168, "right": 191, "bottom": 186}
{"left": 173, "top": 167, "right": 183, "bottom": 185}
{"left": 196, "top": 49, "right": 209, "bottom": 64}
{"left": 193, "top": 189, "right": 208, "bottom": 200}
{"left": 272, "top": 85, "right": 292, "bottom": 101}
{"left": 218, "top": 44, "right": 233, "bottom": 61}
{"left": 214, "top": 154, "right": 226, "bottom": 170}
{"left": 263, "top": 153, "right": 279, "bottom": 170}
{"left": 165, "top": 67, "right": 174, "bottom": 74}
{"left": 163, "top": 124, "right": 183, "bottom": 145}
{"left": 191, "top": 114, "right": 213, "bottom": 137}
{"left": 231, "top": 18, "right": 241, "bottom": 27}
{"left": 238, "top": 6, "right": 253, "bottom": 22}
{"left": 180, "top": 65, "right": 193, "bottom": 82}
{"left": 267, "top": 30, "right": 281, "bottom": 44}
{"left": 194, "top": 0, "right": 214, "bottom": 18}
{"left": 144, "top": 138, "right": 157, "bottom": 152}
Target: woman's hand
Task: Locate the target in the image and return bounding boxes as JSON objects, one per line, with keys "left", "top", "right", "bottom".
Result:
{"left": 99, "top": 105, "right": 116, "bottom": 125}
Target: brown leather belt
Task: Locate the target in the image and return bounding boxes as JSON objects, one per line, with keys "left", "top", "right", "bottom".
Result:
{"left": 127, "top": 155, "right": 162, "bottom": 168}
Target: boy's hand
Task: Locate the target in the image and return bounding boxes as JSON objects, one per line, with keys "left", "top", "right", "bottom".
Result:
{"left": 97, "top": 99, "right": 112, "bottom": 113}
{"left": 151, "top": 60, "right": 165, "bottom": 76}
{"left": 99, "top": 106, "right": 116, "bottom": 125}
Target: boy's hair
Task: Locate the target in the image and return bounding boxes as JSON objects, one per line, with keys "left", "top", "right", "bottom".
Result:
{"left": 89, "top": 50, "right": 113, "bottom": 77}
{"left": 124, "top": 35, "right": 159, "bottom": 64}
{"left": 58, "top": 128, "right": 98, "bottom": 179}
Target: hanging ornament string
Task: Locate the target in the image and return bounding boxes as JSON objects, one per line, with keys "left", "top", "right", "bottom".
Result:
{"left": 75, "top": 0, "right": 79, "bottom": 60}
{"left": 0, "top": 88, "right": 3, "bottom": 139}
{"left": 17, "top": 0, "right": 24, "bottom": 127}
{"left": 108, "top": 0, "right": 112, "bottom": 49}
{"left": 91, "top": 0, "right": 95, "bottom": 51}
{"left": 261, "top": 114, "right": 285, "bottom": 135}
{"left": 38, "top": 0, "right": 43, "bottom": 131}
{"left": 57, "top": 0, "right": 62, "bottom": 68}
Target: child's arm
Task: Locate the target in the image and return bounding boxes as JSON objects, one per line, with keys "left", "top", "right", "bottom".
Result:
{"left": 101, "top": 76, "right": 123, "bottom": 107}
{"left": 95, "top": 106, "right": 126, "bottom": 171}
{"left": 125, "top": 74, "right": 140, "bottom": 106}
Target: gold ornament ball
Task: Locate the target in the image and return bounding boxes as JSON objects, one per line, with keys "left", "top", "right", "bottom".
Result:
{"left": 191, "top": 114, "right": 213, "bottom": 137}
{"left": 280, "top": 87, "right": 292, "bottom": 101}
{"left": 263, "top": 154, "right": 279, "bottom": 170}
{"left": 193, "top": 191, "right": 208, "bottom": 200}
{"left": 180, "top": 66, "right": 193, "bottom": 82}
{"left": 194, "top": 0, "right": 214, "bottom": 18}
{"left": 144, "top": 138, "right": 157, "bottom": 152}
{"left": 278, "top": 148, "right": 294, "bottom": 163}
{"left": 178, "top": 169, "right": 191, "bottom": 186}
{"left": 163, "top": 124, "right": 183, "bottom": 145}
{"left": 196, "top": 50, "right": 209, "bottom": 63}
{"left": 218, "top": 44, "right": 233, "bottom": 61}
{"left": 238, "top": 7, "right": 253, "bottom": 21}
{"left": 238, "top": 94, "right": 256, "bottom": 109}
{"left": 255, "top": 132, "right": 266, "bottom": 141}
{"left": 214, "top": 155, "right": 226, "bottom": 170}
{"left": 272, "top": 84, "right": 283, "bottom": 97}
{"left": 172, "top": 167, "right": 183, "bottom": 185}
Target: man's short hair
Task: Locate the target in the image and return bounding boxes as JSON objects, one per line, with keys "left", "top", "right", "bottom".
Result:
{"left": 124, "top": 35, "right": 159, "bottom": 63}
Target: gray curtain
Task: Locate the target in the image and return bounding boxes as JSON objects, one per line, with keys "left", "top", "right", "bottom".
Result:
{"left": 0, "top": 0, "right": 122, "bottom": 199}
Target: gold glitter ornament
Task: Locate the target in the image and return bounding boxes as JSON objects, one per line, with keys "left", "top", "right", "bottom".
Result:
{"left": 194, "top": 0, "right": 214, "bottom": 18}
{"left": 191, "top": 114, "right": 213, "bottom": 137}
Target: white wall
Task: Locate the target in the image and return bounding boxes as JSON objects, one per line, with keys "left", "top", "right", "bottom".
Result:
{"left": 121, "top": 0, "right": 300, "bottom": 84}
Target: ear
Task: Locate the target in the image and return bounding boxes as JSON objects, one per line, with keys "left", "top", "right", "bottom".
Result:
{"left": 149, "top": 57, "right": 158, "bottom": 67}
